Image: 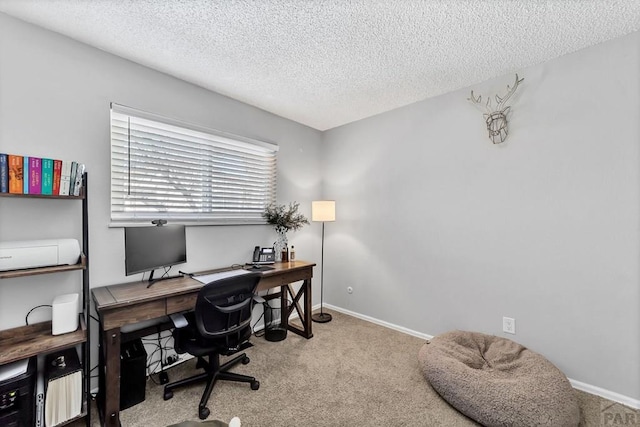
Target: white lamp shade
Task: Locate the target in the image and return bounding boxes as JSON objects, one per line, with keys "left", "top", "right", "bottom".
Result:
{"left": 312, "top": 200, "right": 336, "bottom": 222}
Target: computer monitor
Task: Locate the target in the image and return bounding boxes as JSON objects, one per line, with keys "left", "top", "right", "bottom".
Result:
{"left": 124, "top": 224, "right": 187, "bottom": 285}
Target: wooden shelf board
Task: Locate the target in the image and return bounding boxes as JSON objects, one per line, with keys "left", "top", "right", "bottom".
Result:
{"left": 0, "top": 318, "right": 87, "bottom": 365}
{"left": 0, "top": 254, "right": 86, "bottom": 279}
{"left": 0, "top": 190, "right": 84, "bottom": 200}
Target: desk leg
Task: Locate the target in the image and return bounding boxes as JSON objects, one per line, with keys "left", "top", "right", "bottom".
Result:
{"left": 103, "top": 327, "right": 121, "bottom": 427}
{"left": 285, "top": 278, "right": 313, "bottom": 339}
{"left": 280, "top": 286, "right": 288, "bottom": 332}
{"left": 303, "top": 278, "right": 313, "bottom": 338}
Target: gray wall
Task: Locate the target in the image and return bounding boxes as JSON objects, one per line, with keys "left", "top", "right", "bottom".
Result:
{"left": 322, "top": 32, "right": 640, "bottom": 402}
{"left": 1, "top": 11, "right": 639, "bottom": 405}
{"left": 0, "top": 13, "right": 322, "bottom": 346}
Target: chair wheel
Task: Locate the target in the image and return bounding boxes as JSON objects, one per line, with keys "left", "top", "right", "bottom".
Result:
{"left": 199, "top": 406, "right": 210, "bottom": 420}
{"left": 242, "top": 356, "right": 250, "bottom": 365}
{"left": 251, "top": 380, "right": 260, "bottom": 390}
{"left": 163, "top": 390, "right": 173, "bottom": 400}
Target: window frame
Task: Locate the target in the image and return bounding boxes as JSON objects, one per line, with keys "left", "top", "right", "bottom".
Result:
{"left": 110, "top": 103, "right": 278, "bottom": 227}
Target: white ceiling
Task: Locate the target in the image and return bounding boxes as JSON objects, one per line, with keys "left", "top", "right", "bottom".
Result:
{"left": 1, "top": 1, "right": 639, "bottom": 131}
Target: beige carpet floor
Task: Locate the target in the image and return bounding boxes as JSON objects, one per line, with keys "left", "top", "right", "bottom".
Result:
{"left": 76, "top": 310, "right": 638, "bottom": 426}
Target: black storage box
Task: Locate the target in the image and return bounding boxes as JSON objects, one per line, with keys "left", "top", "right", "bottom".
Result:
{"left": 120, "top": 338, "right": 147, "bottom": 410}
{"left": 0, "top": 356, "right": 36, "bottom": 427}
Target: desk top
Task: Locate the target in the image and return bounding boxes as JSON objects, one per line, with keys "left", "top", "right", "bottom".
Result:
{"left": 93, "top": 260, "right": 315, "bottom": 312}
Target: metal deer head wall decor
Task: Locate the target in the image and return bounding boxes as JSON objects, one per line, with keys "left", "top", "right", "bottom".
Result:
{"left": 468, "top": 74, "right": 524, "bottom": 144}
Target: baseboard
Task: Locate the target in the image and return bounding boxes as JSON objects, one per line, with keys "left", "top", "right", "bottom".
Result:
{"left": 569, "top": 379, "right": 640, "bottom": 410}
{"left": 322, "top": 303, "right": 433, "bottom": 341}
{"left": 322, "top": 303, "right": 640, "bottom": 410}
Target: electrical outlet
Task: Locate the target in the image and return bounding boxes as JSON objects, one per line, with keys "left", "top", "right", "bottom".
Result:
{"left": 503, "top": 317, "right": 516, "bottom": 334}
{"left": 347, "top": 286, "right": 353, "bottom": 294}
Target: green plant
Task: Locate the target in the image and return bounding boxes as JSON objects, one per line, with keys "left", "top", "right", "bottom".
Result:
{"left": 262, "top": 201, "right": 309, "bottom": 234}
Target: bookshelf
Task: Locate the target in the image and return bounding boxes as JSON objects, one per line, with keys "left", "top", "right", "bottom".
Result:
{"left": 0, "top": 172, "right": 90, "bottom": 427}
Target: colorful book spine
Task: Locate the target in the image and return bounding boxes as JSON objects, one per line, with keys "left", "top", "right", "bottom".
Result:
{"left": 41, "top": 158, "right": 53, "bottom": 195}
{"left": 23, "top": 156, "right": 29, "bottom": 194}
{"left": 53, "top": 160, "right": 62, "bottom": 195}
{"left": 59, "top": 160, "right": 71, "bottom": 196}
{"left": 29, "top": 157, "right": 42, "bottom": 194}
{"left": 8, "top": 155, "right": 24, "bottom": 194}
{"left": 0, "top": 154, "right": 7, "bottom": 193}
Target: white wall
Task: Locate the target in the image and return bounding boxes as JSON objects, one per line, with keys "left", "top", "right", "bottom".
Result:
{"left": 0, "top": 13, "right": 322, "bottom": 355}
{"left": 322, "top": 32, "right": 640, "bottom": 402}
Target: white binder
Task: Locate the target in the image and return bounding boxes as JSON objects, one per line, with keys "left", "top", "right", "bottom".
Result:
{"left": 44, "top": 348, "right": 83, "bottom": 426}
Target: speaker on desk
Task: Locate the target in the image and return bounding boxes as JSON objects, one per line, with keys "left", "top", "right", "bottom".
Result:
{"left": 120, "top": 339, "right": 147, "bottom": 410}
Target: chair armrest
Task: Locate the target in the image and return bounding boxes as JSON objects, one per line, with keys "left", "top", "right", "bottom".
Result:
{"left": 169, "top": 312, "right": 189, "bottom": 329}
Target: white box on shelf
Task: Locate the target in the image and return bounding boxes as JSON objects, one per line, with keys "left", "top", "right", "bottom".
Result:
{"left": 52, "top": 293, "right": 79, "bottom": 335}
{"left": 0, "top": 239, "right": 80, "bottom": 271}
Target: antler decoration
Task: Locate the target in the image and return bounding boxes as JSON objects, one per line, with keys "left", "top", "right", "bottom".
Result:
{"left": 468, "top": 74, "right": 524, "bottom": 144}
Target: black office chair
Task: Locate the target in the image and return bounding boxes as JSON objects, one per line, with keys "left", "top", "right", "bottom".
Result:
{"left": 163, "top": 273, "right": 261, "bottom": 420}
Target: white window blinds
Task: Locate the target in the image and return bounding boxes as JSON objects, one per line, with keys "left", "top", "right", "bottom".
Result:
{"left": 110, "top": 104, "right": 278, "bottom": 225}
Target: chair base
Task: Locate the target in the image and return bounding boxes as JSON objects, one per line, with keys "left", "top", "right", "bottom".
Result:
{"left": 163, "top": 352, "right": 259, "bottom": 420}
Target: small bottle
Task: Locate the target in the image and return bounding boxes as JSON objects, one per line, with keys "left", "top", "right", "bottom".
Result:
{"left": 290, "top": 245, "right": 296, "bottom": 261}
{"left": 281, "top": 246, "right": 289, "bottom": 262}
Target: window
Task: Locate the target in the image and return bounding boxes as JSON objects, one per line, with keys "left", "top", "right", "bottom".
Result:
{"left": 110, "top": 104, "right": 278, "bottom": 225}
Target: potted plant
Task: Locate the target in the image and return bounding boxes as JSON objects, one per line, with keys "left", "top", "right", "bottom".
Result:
{"left": 262, "top": 201, "right": 309, "bottom": 259}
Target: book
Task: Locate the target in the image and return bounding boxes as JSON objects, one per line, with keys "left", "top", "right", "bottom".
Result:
{"left": 59, "top": 160, "right": 72, "bottom": 196}
{"left": 0, "top": 154, "right": 7, "bottom": 193}
{"left": 72, "top": 163, "right": 85, "bottom": 196}
{"left": 53, "top": 159, "right": 62, "bottom": 195}
{"left": 41, "top": 158, "right": 54, "bottom": 195}
{"left": 69, "top": 162, "right": 77, "bottom": 196}
{"left": 29, "top": 157, "right": 42, "bottom": 194}
{"left": 44, "top": 348, "right": 83, "bottom": 427}
{"left": 23, "top": 156, "right": 29, "bottom": 194}
{"left": 8, "top": 154, "right": 24, "bottom": 194}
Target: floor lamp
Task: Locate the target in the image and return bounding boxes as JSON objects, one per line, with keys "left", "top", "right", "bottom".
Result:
{"left": 311, "top": 200, "right": 335, "bottom": 323}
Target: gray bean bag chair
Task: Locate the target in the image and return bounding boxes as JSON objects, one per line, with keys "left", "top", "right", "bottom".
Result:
{"left": 418, "top": 330, "right": 579, "bottom": 426}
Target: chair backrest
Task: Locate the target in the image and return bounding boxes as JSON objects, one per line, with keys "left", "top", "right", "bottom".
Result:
{"left": 194, "top": 272, "right": 261, "bottom": 347}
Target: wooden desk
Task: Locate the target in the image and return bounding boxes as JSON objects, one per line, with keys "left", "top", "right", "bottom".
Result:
{"left": 92, "top": 261, "right": 315, "bottom": 426}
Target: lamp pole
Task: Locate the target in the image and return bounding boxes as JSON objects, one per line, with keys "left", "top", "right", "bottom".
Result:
{"left": 311, "top": 200, "right": 335, "bottom": 323}
{"left": 312, "top": 220, "right": 331, "bottom": 322}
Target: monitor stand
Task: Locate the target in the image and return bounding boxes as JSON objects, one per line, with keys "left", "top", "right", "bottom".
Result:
{"left": 146, "top": 270, "right": 179, "bottom": 288}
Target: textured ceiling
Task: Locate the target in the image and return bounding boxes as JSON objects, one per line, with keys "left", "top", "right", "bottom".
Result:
{"left": 1, "top": 1, "right": 639, "bottom": 130}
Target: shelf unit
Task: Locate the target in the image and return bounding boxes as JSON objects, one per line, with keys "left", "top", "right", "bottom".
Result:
{"left": 0, "top": 172, "right": 90, "bottom": 427}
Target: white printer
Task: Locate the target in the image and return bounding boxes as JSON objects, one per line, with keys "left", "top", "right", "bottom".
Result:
{"left": 0, "top": 239, "right": 80, "bottom": 271}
